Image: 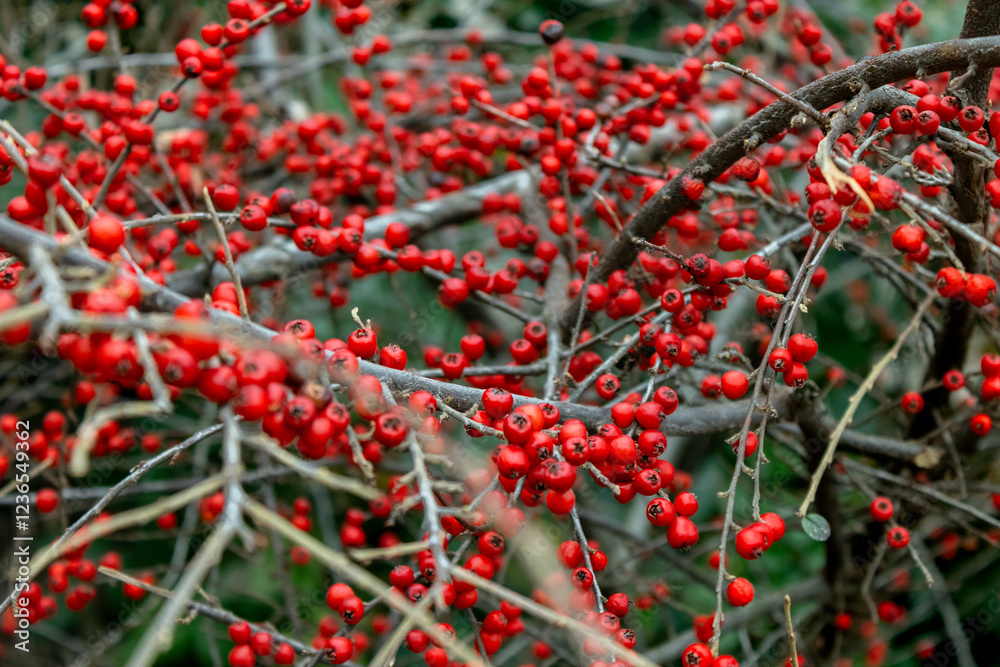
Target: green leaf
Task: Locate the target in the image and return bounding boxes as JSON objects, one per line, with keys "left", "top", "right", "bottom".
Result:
{"left": 802, "top": 513, "right": 831, "bottom": 541}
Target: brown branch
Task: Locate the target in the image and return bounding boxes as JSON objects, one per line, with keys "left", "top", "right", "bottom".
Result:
{"left": 704, "top": 61, "right": 828, "bottom": 127}
{"left": 784, "top": 595, "right": 799, "bottom": 667}
{"left": 559, "top": 34, "right": 1000, "bottom": 332}
{"left": 911, "top": 0, "right": 1000, "bottom": 440}
{"left": 710, "top": 230, "right": 824, "bottom": 655}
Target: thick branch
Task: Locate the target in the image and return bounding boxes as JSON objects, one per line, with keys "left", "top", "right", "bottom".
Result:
{"left": 560, "top": 35, "right": 1000, "bottom": 332}
{"left": 0, "top": 215, "right": 941, "bottom": 463}
{"left": 166, "top": 170, "right": 533, "bottom": 295}
{"left": 911, "top": 0, "right": 1000, "bottom": 439}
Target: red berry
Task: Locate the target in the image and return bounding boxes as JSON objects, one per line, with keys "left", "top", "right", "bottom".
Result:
{"left": 36, "top": 488, "right": 59, "bottom": 513}
{"left": 720, "top": 370, "right": 749, "bottom": 399}
{"left": 787, "top": 333, "right": 818, "bottom": 363}
{"left": 212, "top": 184, "right": 240, "bottom": 211}
{"left": 87, "top": 215, "right": 126, "bottom": 254}
{"left": 983, "top": 354, "right": 1000, "bottom": 377}
{"left": 768, "top": 348, "right": 793, "bottom": 372}
{"left": 326, "top": 583, "right": 354, "bottom": 612}
{"left": 680, "top": 175, "right": 705, "bottom": 200}
{"left": 347, "top": 328, "right": 378, "bottom": 358}
{"left": 571, "top": 566, "right": 594, "bottom": 590}
{"left": 760, "top": 512, "right": 785, "bottom": 541}
{"left": 439, "top": 278, "right": 470, "bottom": 306}
{"left": 338, "top": 595, "right": 364, "bottom": 625}
{"left": 545, "top": 489, "right": 575, "bottom": 515}
{"left": 970, "top": 413, "right": 992, "bottom": 435}
{"left": 482, "top": 387, "right": 514, "bottom": 419}
{"left": 229, "top": 645, "right": 256, "bottom": 667}
{"left": 891, "top": 225, "right": 924, "bottom": 253}
{"left": 745, "top": 254, "right": 771, "bottom": 280}
{"left": 460, "top": 334, "right": 486, "bottom": 360}
{"left": 889, "top": 105, "right": 917, "bottom": 134}
{"left": 964, "top": 274, "right": 996, "bottom": 307}
{"left": 958, "top": 105, "right": 985, "bottom": 132}
{"left": 726, "top": 577, "right": 754, "bottom": 606}
{"left": 900, "top": 391, "right": 924, "bottom": 414}
{"left": 733, "top": 156, "right": 761, "bottom": 182}
{"left": 666, "top": 516, "right": 699, "bottom": 550}
{"left": 735, "top": 432, "right": 759, "bottom": 457}
{"left": 808, "top": 198, "right": 841, "bottom": 232}
{"left": 942, "top": 370, "right": 965, "bottom": 391}
{"left": 325, "top": 636, "right": 354, "bottom": 664}
{"left": 682, "top": 642, "right": 713, "bottom": 667}
{"left": 274, "top": 644, "right": 295, "bottom": 665}
{"left": 870, "top": 496, "right": 894, "bottom": 522}
{"left": 887, "top": 526, "right": 910, "bottom": 549}
{"left": 625, "top": 464, "right": 655, "bottom": 493}
{"left": 895, "top": 0, "right": 922, "bottom": 27}
{"left": 606, "top": 592, "right": 629, "bottom": 617}
{"left": 915, "top": 110, "right": 940, "bottom": 135}
{"left": 646, "top": 497, "right": 676, "bottom": 527}
{"left": 936, "top": 267, "right": 966, "bottom": 298}
{"left": 674, "top": 491, "right": 699, "bottom": 517}
{"left": 735, "top": 525, "right": 766, "bottom": 560}
{"left": 497, "top": 444, "right": 530, "bottom": 478}
{"left": 250, "top": 632, "right": 272, "bottom": 656}
{"left": 596, "top": 374, "right": 621, "bottom": 400}
{"left": 635, "top": 401, "right": 664, "bottom": 430}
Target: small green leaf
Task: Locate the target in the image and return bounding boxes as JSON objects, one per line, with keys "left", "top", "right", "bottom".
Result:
{"left": 802, "top": 513, "right": 831, "bottom": 541}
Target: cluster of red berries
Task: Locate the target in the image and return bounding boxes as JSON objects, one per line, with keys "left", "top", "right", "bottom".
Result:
{"left": 935, "top": 268, "right": 997, "bottom": 308}
{"left": 873, "top": 1, "right": 924, "bottom": 52}
{"left": 765, "top": 333, "right": 818, "bottom": 388}
{"left": 227, "top": 621, "right": 299, "bottom": 666}
{"left": 897, "top": 355, "right": 999, "bottom": 435}
{"left": 869, "top": 497, "right": 911, "bottom": 548}
{"left": 2, "top": 546, "right": 151, "bottom": 626}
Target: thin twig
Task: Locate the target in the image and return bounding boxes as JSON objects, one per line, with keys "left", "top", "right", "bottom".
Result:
{"left": 0, "top": 476, "right": 226, "bottom": 617}
{"left": 406, "top": 433, "right": 452, "bottom": 602}
{"left": 203, "top": 187, "right": 249, "bottom": 319}
{"left": 451, "top": 567, "right": 661, "bottom": 667}
{"left": 244, "top": 433, "right": 380, "bottom": 500}
{"left": 783, "top": 594, "right": 799, "bottom": 667}
{"left": 127, "top": 520, "right": 236, "bottom": 667}
{"left": 797, "top": 293, "right": 935, "bottom": 517}
{"left": 704, "top": 61, "right": 828, "bottom": 128}
{"left": 840, "top": 458, "right": 1000, "bottom": 531}
{"left": 97, "top": 567, "right": 332, "bottom": 664}
{"left": 242, "top": 499, "right": 484, "bottom": 664}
